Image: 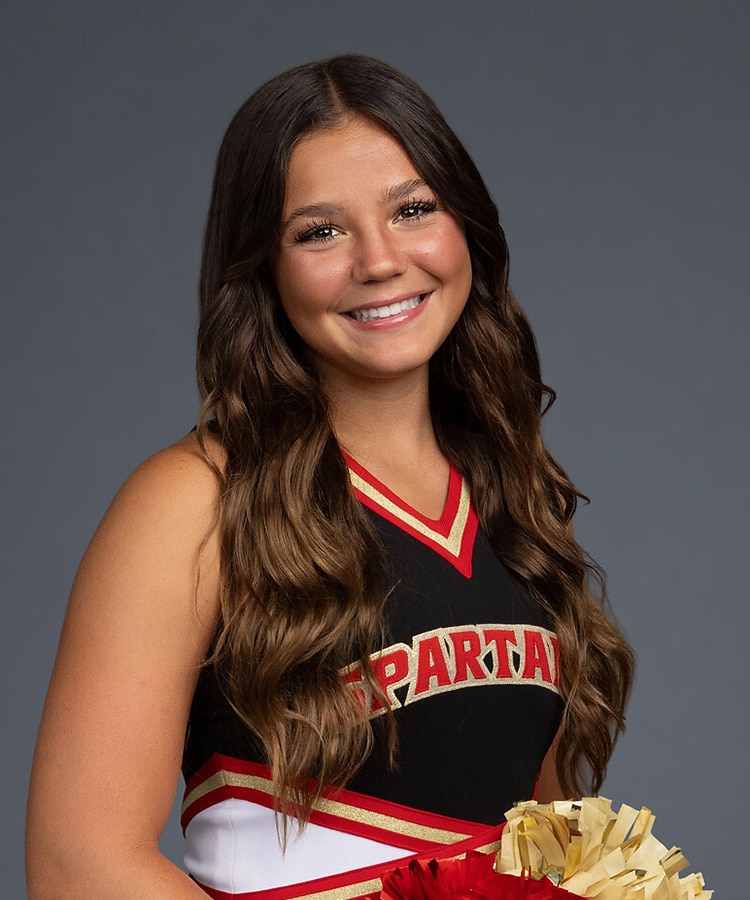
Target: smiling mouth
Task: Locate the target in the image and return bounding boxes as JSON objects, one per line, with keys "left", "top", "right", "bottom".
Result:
{"left": 345, "top": 293, "right": 429, "bottom": 323}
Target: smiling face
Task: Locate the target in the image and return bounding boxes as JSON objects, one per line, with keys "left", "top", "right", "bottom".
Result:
{"left": 273, "top": 117, "right": 472, "bottom": 390}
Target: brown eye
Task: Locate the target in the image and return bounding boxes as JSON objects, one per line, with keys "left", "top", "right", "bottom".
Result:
{"left": 294, "top": 220, "right": 340, "bottom": 244}
{"left": 397, "top": 198, "right": 438, "bottom": 222}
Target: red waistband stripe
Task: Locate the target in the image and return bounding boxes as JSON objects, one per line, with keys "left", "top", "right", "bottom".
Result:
{"left": 183, "top": 754, "right": 487, "bottom": 853}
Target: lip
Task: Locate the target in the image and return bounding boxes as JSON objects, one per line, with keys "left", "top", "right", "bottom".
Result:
{"left": 341, "top": 290, "right": 433, "bottom": 331}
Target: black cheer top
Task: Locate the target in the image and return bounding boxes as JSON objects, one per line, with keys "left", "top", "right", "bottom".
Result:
{"left": 183, "top": 455, "right": 563, "bottom": 825}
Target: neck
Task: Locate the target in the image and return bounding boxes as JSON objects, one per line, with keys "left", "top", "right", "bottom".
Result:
{"left": 322, "top": 367, "right": 454, "bottom": 518}
{"left": 323, "top": 369, "right": 440, "bottom": 465}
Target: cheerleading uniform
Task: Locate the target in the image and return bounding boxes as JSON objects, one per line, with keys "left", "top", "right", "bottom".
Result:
{"left": 182, "top": 456, "right": 563, "bottom": 899}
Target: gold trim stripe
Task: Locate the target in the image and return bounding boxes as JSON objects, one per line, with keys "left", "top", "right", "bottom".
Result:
{"left": 475, "top": 838, "right": 504, "bottom": 854}
{"left": 349, "top": 470, "right": 471, "bottom": 558}
{"left": 282, "top": 875, "right": 384, "bottom": 900}
{"left": 183, "top": 769, "right": 474, "bottom": 845}
{"left": 183, "top": 770, "right": 233, "bottom": 814}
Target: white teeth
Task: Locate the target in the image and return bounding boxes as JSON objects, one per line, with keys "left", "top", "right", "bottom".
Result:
{"left": 349, "top": 294, "right": 426, "bottom": 322}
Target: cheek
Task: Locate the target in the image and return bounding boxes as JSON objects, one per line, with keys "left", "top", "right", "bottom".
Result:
{"left": 417, "top": 220, "right": 472, "bottom": 292}
{"left": 275, "top": 251, "right": 349, "bottom": 320}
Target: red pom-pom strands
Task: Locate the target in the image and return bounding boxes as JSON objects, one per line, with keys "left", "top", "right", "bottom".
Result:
{"left": 372, "top": 853, "right": 577, "bottom": 899}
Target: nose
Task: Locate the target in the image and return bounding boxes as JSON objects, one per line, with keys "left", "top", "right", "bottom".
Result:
{"left": 351, "top": 225, "right": 408, "bottom": 283}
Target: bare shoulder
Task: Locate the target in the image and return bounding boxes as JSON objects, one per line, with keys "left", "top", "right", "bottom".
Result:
{"left": 74, "top": 429, "right": 228, "bottom": 629}
{"left": 111, "top": 430, "right": 224, "bottom": 519}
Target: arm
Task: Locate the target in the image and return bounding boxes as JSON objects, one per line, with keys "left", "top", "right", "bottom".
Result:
{"left": 26, "top": 435, "right": 222, "bottom": 898}
{"left": 534, "top": 727, "right": 566, "bottom": 803}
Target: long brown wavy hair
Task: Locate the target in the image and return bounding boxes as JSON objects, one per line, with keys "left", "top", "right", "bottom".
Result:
{"left": 195, "top": 54, "right": 634, "bottom": 822}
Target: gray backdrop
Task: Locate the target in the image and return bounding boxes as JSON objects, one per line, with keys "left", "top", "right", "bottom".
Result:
{"left": 3, "top": 1, "right": 747, "bottom": 895}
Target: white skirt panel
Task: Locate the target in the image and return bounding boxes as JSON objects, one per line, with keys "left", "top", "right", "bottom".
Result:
{"left": 184, "top": 796, "right": 412, "bottom": 894}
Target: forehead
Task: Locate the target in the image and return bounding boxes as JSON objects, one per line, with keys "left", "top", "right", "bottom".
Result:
{"left": 283, "top": 118, "right": 421, "bottom": 206}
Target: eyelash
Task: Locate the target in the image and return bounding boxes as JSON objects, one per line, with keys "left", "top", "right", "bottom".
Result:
{"left": 293, "top": 197, "right": 439, "bottom": 244}
{"left": 294, "top": 219, "right": 338, "bottom": 244}
{"left": 397, "top": 197, "right": 439, "bottom": 221}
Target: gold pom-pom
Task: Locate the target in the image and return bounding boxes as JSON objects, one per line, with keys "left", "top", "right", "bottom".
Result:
{"left": 496, "top": 797, "right": 712, "bottom": 899}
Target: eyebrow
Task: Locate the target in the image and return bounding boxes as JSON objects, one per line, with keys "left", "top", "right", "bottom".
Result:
{"left": 282, "top": 201, "right": 346, "bottom": 231}
{"left": 384, "top": 178, "right": 430, "bottom": 203}
{"left": 281, "top": 178, "right": 432, "bottom": 231}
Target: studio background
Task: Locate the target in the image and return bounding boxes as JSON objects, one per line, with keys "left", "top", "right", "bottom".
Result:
{"left": 3, "top": 2, "right": 747, "bottom": 896}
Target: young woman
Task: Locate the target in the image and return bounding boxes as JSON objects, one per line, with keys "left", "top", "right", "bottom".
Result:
{"left": 26, "top": 55, "right": 634, "bottom": 899}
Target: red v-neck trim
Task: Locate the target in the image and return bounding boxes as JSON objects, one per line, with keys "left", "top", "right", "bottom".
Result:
{"left": 342, "top": 451, "right": 478, "bottom": 578}
{"left": 345, "top": 452, "right": 459, "bottom": 534}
